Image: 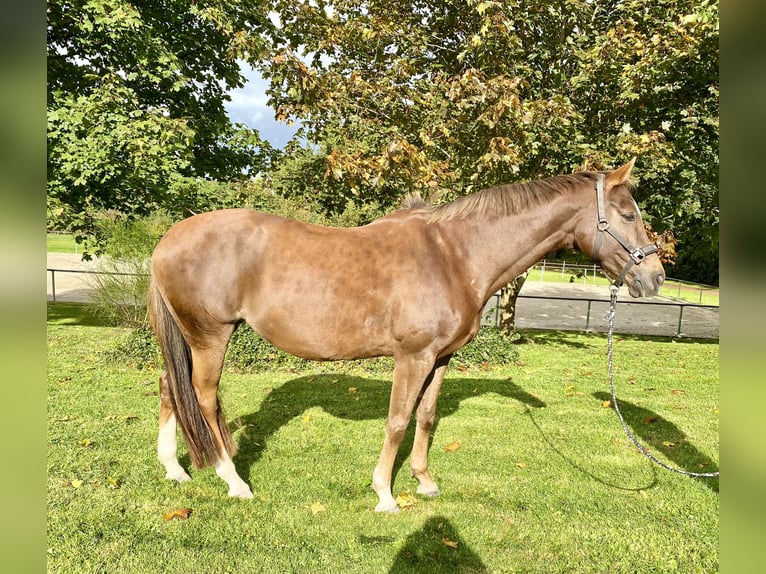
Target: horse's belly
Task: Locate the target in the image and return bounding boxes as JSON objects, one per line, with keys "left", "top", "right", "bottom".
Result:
{"left": 244, "top": 299, "right": 393, "bottom": 361}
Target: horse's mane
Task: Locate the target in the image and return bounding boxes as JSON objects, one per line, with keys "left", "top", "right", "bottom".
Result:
{"left": 426, "top": 172, "right": 594, "bottom": 222}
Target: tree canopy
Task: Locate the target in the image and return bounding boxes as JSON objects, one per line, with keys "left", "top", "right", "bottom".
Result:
{"left": 47, "top": 0, "right": 277, "bottom": 251}
{"left": 262, "top": 0, "right": 718, "bottom": 282}
{"left": 47, "top": 0, "right": 718, "bottom": 283}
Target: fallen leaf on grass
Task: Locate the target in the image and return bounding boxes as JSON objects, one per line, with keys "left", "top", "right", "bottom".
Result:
{"left": 163, "top": 508, "right": 193, "bottom": 521}
{"left": 601, "top": 400, "right": 612, "bottom": 408}
{"left": 347, "top": 387, "right": 357, "bottom": 394}
{"left": 80, "top": 439, "right": 93, "bottom": 447}
{"left": 301, "top": 415, "right": 311, "bottom": 423}
{"left": 443, "top": 441, "right": 461, "bottom": 452}
{"left": 107, "top": 476, "right": 120, "bottom": 489}
{"left": 70, "top": 479, "right": 83, "bottom": 489}
{"left": 395, "top": 492, "right": 419, "bottom": 509}
{"left": 644, "top": 417, "right": 658, "bottom": 424}
{"left": 307, "top": 502, "right": 327, "bottom": 515}
{"left": 515, "top": 462, "right": 527, "bottom": 469}
{"left": 670, "top": 389, "right": 686, "bottom": 395}
{"left": 442, "top": 537, "right": 459, "bottom": 549}
{"left": 662, "top": 441, "right": 675, "bottom": 448}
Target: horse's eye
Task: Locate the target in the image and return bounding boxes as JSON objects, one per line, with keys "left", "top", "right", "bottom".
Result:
{"left": 622, "top": 212, "right": 636, "bottom": 223}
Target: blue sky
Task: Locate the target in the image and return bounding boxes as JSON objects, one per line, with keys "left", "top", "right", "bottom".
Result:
{"left": 224, "top": 64, "right": 299, "bottom": 149}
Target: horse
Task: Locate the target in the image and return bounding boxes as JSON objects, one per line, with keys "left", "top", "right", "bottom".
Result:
{"left": 148, "top": 158, "right": 665, "bottom": 512}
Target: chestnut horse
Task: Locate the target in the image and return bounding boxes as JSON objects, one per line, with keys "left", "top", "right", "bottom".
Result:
{"left": 148, "top": 159, "right": 664, "bottom": 512}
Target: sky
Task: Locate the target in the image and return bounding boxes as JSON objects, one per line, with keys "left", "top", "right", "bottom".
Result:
{"left": 223, "top": 64, "right": 299, "bottom": 149}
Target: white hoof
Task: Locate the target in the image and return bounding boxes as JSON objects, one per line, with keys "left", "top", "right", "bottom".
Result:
{"left": 228, "top": 486, "right": 254, "bottom": 499}
{"left": 165, "top": 469, "right": 191, "bottom": 483}
{"left": 374, "top": 500, "right": 400, "bottom": 513}
{"left": 416, "top": 484, "right": 440, "bottom": 497}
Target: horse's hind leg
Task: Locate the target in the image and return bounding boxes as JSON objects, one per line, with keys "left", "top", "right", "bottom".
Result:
{"left": 157, "top": 372, "right": 191, "bottom": 482}
{"left": 410, "top": 354, "right": 451, "bottom": 497}
{"left": 190, "top": 341, "right": 253, "bottom": 499}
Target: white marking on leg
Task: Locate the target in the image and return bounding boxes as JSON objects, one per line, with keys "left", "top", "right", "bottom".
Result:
{"left": 157, "top": 414, "right": 191, "bottom": 482}
{"left": 215, "top": 454, "right": 253, "bottom": 499}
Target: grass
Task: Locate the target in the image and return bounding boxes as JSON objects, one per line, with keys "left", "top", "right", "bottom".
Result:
{"left": 47, "top": 233, "right": 79, "bottom": 254}
{"left": 47, "top": 302, "right": 718, "bottom": 573}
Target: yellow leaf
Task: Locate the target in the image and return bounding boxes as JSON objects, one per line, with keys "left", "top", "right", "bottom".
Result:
{"left": 307, "top": 502, "right": 326, "bottom": 515}
{"left": 395, "top": 492, "right": 419, "bottom": 509}
{"left": 80, "top": 439, "right": 93, "bottom": 447}
{"left": 444, "top": 441, "right": 461, "bottom": 452}
{"left": 107, "top": 476, "right": 120, "bottom": 489}
{"left": 602, "top": 400, "right": 612, "bottom": 408}
{"left": 442, "top": 537, "right": 459, "bottom": 549}
{"left": 515, "top": 462, "right": 527, "bottom": 469}
{"left": 71, "top": 479, "right": 83, "bottom": 489}
{"left": 301, "top": 415, "right": 311, "bottom": 423}
{"left": 347, "top": 387, "right": 357, "bottom": 394}
{"left": 662, "top": 441, "right": 675, "bottom": 448}
{"left": 163, "top": 508, "right": 193, "bottom": 521}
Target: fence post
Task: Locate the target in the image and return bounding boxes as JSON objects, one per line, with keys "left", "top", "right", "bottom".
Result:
{"left": 676, "top": 305, "right": 685, "bottom": 337}
{"left": 50, "top": 270, "right": 56, "bottom": 302}
{"left": 585, "top": 300, "right": 592, "bottom": 331}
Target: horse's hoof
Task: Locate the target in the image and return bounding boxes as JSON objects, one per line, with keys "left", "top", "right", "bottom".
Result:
{"left": 416, "top": 485, "right": 440, "bottom": 497}
{"left": 165, "top": 470, "right": 191, "bottom": 483}
{"left": 228, "top": 487, "right": 254, "bottom": 499}
{"left": 374, "top": 501, "right": 400, "bottom": 513}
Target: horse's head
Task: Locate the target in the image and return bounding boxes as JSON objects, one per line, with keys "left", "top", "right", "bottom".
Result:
{"left": 578, "top": 159, "right": 665, "bottom": 298}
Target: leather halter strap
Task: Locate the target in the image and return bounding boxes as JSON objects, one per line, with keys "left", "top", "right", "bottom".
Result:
{"left": 592, "top": 173, "right": 658, "bottom": 288}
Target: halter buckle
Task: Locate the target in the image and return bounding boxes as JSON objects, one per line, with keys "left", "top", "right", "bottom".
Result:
{"left": 629, "top": 248, "right": 646, "bottom": 264}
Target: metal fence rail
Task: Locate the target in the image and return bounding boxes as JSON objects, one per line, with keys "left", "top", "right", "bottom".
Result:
{"left": 482, "top": 292, "right": 718, "bottom": 339}
{"left": 47, "top": 267, "right": 719, "bottom": 339}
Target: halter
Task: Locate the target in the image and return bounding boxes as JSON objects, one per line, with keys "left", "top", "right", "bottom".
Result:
{"left": 595, "top": 173, "right": 719, "bottom": 478}
{"left": 592, "top": 173, "right": 658, "bottom": 288}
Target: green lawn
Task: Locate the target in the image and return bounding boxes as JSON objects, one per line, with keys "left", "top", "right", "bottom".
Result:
{"left": 47, "top": 233, "right": 78, "bottom": 253}
{"left": 47, "top": 303, "right": 718, "bottom": 573}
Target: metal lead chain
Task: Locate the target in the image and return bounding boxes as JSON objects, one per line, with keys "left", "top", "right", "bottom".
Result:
{"left": 605, "top": 286, "right": 719, "bottom": 478}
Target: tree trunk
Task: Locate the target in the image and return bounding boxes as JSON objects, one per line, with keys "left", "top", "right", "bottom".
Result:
{"left": 498, "top": 271, "right": 529, "bottom": 336}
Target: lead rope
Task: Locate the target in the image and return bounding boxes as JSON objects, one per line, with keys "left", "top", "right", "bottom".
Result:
{"left": 605, "top": 286, "right": 719, "bottom": 478}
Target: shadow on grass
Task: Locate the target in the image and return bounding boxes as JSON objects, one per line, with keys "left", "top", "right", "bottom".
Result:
{"left": 225, "top": 374, "right": 546, "bottom": 490}
{"left": 46, "top": 302, "right": 112, "bottom": 327}
{"left": 386, "top": 516, "right": 488, "bottom": 573}
{"left": 518, "top": 329, "right": 718, "bottom": 348}
{"left": 592, "top": 391, "right": 718, "bottom": 493}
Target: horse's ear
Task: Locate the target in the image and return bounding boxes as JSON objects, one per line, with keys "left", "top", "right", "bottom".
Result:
{"left": 606, "top": 157, "right": 636, "bottom": 188}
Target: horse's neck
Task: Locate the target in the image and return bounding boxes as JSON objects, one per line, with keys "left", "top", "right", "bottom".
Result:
{"left": 452, "top": 197, "right": 583, "bottom": 301}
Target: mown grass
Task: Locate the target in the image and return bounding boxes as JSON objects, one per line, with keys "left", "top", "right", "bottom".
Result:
{"left": 47, "top": 233, "right": 78, "bottom": 253}
{"left": 47, "top": 302, "right": 718, "bottom": 573}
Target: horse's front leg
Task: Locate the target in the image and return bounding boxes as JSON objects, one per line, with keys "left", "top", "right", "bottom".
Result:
{"left": 157, "top": 372, "right": 191, "bottom": 483}
{"left": 372, "top": 353, "right": 436, "bottom": 513}
{"left": 410, "top": 354, "right": 452, "bottom": 497}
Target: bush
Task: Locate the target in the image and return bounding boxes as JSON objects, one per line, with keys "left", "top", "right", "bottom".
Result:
{"left": 86, "top": 212, "right": 172, "bottom": 327}
{"left": 109, "top": 323, "right": 519, "bottom": 374}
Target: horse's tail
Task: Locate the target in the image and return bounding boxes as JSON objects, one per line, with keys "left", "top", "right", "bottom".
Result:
{"left": 148, "top": 277, "right": 230, "bottom": 468}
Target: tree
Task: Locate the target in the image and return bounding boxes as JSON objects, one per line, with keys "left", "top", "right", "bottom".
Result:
{"left": 47, "top": 0, "right": 277, "bottom": 252}
{"left": 261, "top": 0, "right": 718, "bottom": 283}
